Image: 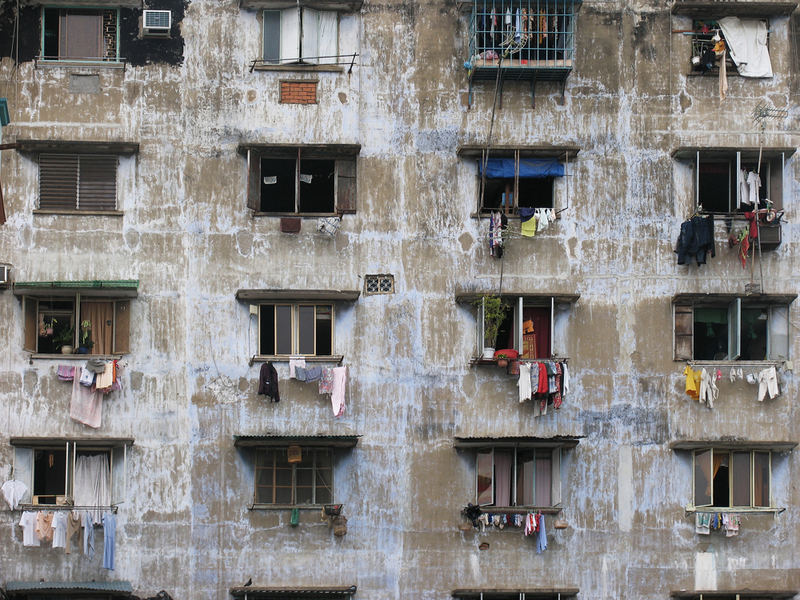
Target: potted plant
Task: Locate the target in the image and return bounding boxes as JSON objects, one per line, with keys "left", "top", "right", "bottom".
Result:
{"left": 53, "top": 326, "right": 75, "bottom": 354}
{"left": 494, "top": 349, "right": 519, "bottom": 369}
{"left": 475, "top": 295, "right": 508, "bottom": 360}
{"left": 77, "top": 320, "right": 94, "bottom": 354}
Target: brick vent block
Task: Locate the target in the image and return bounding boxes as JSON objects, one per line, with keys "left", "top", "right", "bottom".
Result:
{"left": 280, "top": 81, "right": 318, "bottom": 104}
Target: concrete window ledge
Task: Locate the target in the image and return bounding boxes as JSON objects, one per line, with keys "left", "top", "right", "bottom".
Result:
{"left": 30, "top": 354, "right": 123, "bottom": 360}
{"left": 33, "top": 210, "right": 124, "bottom": 217}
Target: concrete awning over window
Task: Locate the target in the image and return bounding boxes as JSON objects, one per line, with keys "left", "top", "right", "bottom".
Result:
{"left": 5, "top": 581, "right": 133, "bottom": 597}
{"left": 670, "top": 440, "right": 797, "bottom": 452}
{"left": 453, "top": 589, "right": 580, "bottom": 599}
{"left": 457, "top": 144, "right": 580, "bottom": 161}
{"left": 671, "top": 1, "right": 797, "bottom": 17}
{"left": 671, "top": 591, "right": 798, "bottom": 599}
{"left": 234, "top": 435, "right": 360, "bottom": 448}
{"left": 236, "top": 289, "right": 360, "bottom": 302}
{"left": 14, "top": 140, "right": 139, "bottom": 155}
{"left": 671, "top": 147, "right": 796, "bottom": 160}
{"left": 229, "top": 585, "right": 357, "bottom": 599}
{"left": 454, "top": 436, "right": 582, "bottom": 449}
{"left": 14, "top": 280, "right": 139, "bottom": 298}
{"left": 455, "top": 290, "right": 580, "bottom": 305}
{"left": 671, "top": 293, "right": 797, "bottom": 305}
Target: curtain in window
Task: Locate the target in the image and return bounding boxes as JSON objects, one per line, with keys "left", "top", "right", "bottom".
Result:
{"left": 73, "top": 453, "right": 110, "bottom": 524}
{"left": 81, "top": 301, "right": 113, "bottom": 355}
{"left": 718, "top": 17, "right": 772, "bottom": 78}
{"left": 534, "top": 454, "right": 552, "bottom": 506}
{"left": 494, "top": 451, "right": 512, "bottom": 506}
{"left": 522, "top": 307, "right": 550, "bottom": 359}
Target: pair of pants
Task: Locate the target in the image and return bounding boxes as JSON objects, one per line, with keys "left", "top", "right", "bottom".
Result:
{"left": 757, "top": 367, "right": 779, "bottom": 401}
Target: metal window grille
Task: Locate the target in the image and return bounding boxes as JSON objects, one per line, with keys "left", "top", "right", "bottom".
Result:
{"left": 364, "top": 274, "right": 394, "bottom": 295}
{"left": 468, "top": 0, "right": 576, "bottom": 70}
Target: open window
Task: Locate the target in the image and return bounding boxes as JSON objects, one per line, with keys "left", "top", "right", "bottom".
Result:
{"left": 234, "top": 435, "right": 359, "bottom": 509}
{"left": 458, "top": 146, "right": 577, "bottom": 215}
{"left": 242, "top": 145, "right": 359, "bottom": 215}
{"left": 672, "top": 294, "right": 793, "bottom": 361}
{"left": 455, "top": 437, "right": 579, "bottom": 510}
{"left": 461, "top": 291, "right": 579, "bottom": 360}
{"left": 40, "top": 7, "right": 120, "bottom": 63}
{"left": 11, "top": 437, "right": 131, "bottom": 509}
{"left": 15, "top": 280, "right": 137, "bottom": 356}
{"left": 262, "top": 7, "right": 338, "bottom": 64}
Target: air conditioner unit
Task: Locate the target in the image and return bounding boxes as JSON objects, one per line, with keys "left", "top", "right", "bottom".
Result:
{"left": 143, "top": 10, "right": 171, "bottom": 35}
{"left": 0, "top": 264, "right": 9, "bottom": 286}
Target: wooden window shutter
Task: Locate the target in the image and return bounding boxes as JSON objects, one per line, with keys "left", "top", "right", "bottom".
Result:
{"left": 247, "top": 149, "right": 261, "bottom": 211}
{"left": 78, "top": 155, "right": 117, "bottom": 210}
{"left": 60, "top": 10, "right": 103, "bottom": 60}
{"left": 23, "top": 296, "right": 37, "bottom": 352}
{"left": 113, "top": 300, "right": 131, "bottom": 354}
{"left": 336, "top": 158, "right": 356, "bottom": 214}
{"left": 39, "top": 154, "right": 79, "bottom": 209}
{"left": 673, "top": 303, "right": 693, "bottom": 360}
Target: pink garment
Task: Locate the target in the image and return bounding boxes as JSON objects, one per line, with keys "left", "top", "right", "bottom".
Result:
{"left": 319, "top": 368, "right": 334, "bottom": 394}
{"left": 70, "top": 369, "right": 102, "bottom": 428}
{"left": 524, "top": 513, "right": 537, "bottom": 536}
{"left": 330, "top": 366, "right": 347, "bottom": 417}
{"left": 57, "top": 365, "right": 76, "bottom": 381}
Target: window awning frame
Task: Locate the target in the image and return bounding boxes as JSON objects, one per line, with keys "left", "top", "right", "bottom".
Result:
{"left": 240, "top": 0, "right": 363, "bottom": 10}
{"left": 234, "top": 435, "right": 360, "bottom": 448}
{"left": 15, "top": 139, "right": 139, "bottom": 155}
{"left": 237, "top": 143, "right": 361, "bottom": 159}
{"left": 455, "top": 291, "right": 580, "bottom": 305}
{"left": 236, "top": 289, "right": 360, "bottom": 302}
{"left": 14, "top": 280, "right": 139, "bottom": 298}
{"left": 457, "top": 144, "right": 580, "bottom": 161}
{"left": 671, "top": 1, "right": 797, "bottom": 17}
{"left": 452, "top": 589, "right": 580, "bottom": 600}
{"left": 671, "top": 293, "right": 796, "bottom": 306}
{"left": 454, "top": 436, "right": 582, "bottom": 449}
{"left": 670, "top": 440, "right": 796, "bottom": 452}
{"left": 670, "top": 591, "right": 798, "bottom": 599}
{"left": 229, "top": 585, "right": 357, "bottom": 599}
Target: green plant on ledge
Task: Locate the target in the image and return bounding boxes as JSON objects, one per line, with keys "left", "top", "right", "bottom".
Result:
{"left": 474, "top": 294, "right": 508, "bottom": 350}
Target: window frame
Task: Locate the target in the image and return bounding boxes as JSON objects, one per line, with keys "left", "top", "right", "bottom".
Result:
{"left": 11, "top": 438, "right": 130, "bottom": 509}
{"left": 244, "top": 145, "right": 358, "bottom": 216}
{"left": 37, "top": 152, "right": 119, "bottom": 212}
{"left": 253, "top": 446, "right": 334, "bottom": 507}
{"left": 474, "top": 445, "right": 561, "bottom": 509}
{"left": 672, "top": 296, "right": 791, "bottom": 362}
{"left": 258, "top": 302, "right": 334, "bottom": 357}
{"left": 476, "top": 151, "right": 566, "bottom": 214}
{"left": 262, "top": 7, "right": 339, "bottom": 65}
{"left": 39, "top": 6, "right": 121, "bottom": 64}
{"left": 22, "top": 294, "right": 131, "bottom": 356}
{"left": 692, "top": 448, "right": 772, "bottom": 509}
{"left": 693, "top": 150, "right": 783, "bottom": 213}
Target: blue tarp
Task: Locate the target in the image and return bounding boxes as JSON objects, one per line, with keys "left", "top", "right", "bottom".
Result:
{"left": 478, "top": 158, "right": 564, "bottom": 178}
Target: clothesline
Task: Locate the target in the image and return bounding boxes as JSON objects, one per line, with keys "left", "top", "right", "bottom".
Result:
{"left": 16, "top": 504, "right": 118, "bottom": 513}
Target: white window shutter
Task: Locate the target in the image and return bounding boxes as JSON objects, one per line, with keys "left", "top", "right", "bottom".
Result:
{"left": 515, "top": 297, "right": 523, "bottom": 355}
{"left": 728, "top": 298, "right": 741, "bottom": 360}
{"left": 301, "top": 8, "right": 320, "bottom": 63}
{"left": 111, "top": 445, "right": 127, "bottom": 506}
{"left": 551, "top": 447, "right": 561, "bottom": 506}
{"left": 317, "top": 11, "right": 338, "bottom": 64}
{"left": 768, "top": 305, "right": 789, "bottom": 360}
{"left": 12, "top": 447, "right": 34, "bottom": 505}
{"left": 281, "top": 7, "right": 300, "bottom": 62}
{"left": 550, "top": 297, "right": 555, "bottom": 358}
{"left": 476, "top": 299, "right": 485, "bottom": 356}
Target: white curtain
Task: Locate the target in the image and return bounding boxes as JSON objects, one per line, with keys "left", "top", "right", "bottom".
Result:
{"left": 74, "top": 453, "right": 110, "bottom": 525}
{"left": 718, "top": 17, "right": 772, "bottom": 78}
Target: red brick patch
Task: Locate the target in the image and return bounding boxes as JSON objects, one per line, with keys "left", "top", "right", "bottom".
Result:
{"left": 280, "top": 81, "right": 317, "bottom": 104}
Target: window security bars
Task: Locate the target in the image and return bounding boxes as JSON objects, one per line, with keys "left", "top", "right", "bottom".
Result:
{"left": 364, "top": 274, "right": 394, "bottom": 295}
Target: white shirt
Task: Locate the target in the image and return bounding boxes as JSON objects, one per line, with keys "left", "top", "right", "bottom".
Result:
{"left": 2, "top": 480, "right": 28, "bottom": 510}
{"left": 52, "top": 511, "right": 68, "bottom": 548}
{"left": 18, "top": 511, "right": 40, "bottom": 547}
{"left": 747, "top": 171, "right": 761, "bottom": 207}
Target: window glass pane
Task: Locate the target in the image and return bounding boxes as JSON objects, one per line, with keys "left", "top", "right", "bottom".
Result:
{"left": 275, "top": 305, "right": 292, "bottom": 354}
{"left": 712, "top": 451, "right": 729, "bottom": 507}
{"left": 263, "top": 10, "right": 281, "bottom": 62}
{"left": 260, "top": 305, "right": 275, "bottom": 355}
{"left": 43, "top": 8, "right": 59, "bottom": 58}
{"left": 298, "top": 305, "right": 315, "bottom": 355}
{"left": 260, "top": 158, "right": 296, "bottom": 212}
{"left": 476, "top": 449, "right": 493, "bottom": 505}
{"left": 255, "top": 450, "right": 275, "bottom": 504}
{"left": 534, "top": 452, "right": 552, "bottom": 506}
{"left": 295, "top": 467, "right": 314, "bottom": 504}
{"left": 694, "top": 449, "right": 712, "bottom": 506}
{"left": 740, "top": 307, "right": 768, "bottom": 360}
{"left": 61, "top": 10, "right": 103, "bottom": 59}
{"left": 37, "top": 300, "right": 75, "bottom": 354}
{"left": 298, "top": 159, "right": 335, "bottom": 213}
{"left": 768, "top": 305, "right": 789, "bottom": 360}
{"left": 731, "top": 452, "right": 751, "bottom": 506}
{"left": 316, "top": 305, "right": 332, "bottom": 355}
{"left": 493, "top": 450, "right": 513, "bottom": 507}
{"left": 693, "top": 307, "right": 728, "bottom": 361}
{"left": 315, "top": 462, "right": 332, "bottom": 505}
{"left": 515, "top": 450, "right": 534, "bottom": 506}
{"left": 753, "top": 452, "right": 770, "bottom": 507}
{"left": 33, "top": 448, "right": 66, "bottom": 499}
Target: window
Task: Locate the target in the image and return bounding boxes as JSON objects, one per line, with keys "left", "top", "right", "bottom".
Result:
{"left": 39, "top": 153, "right": 117, "bottom": 211}
{"left": 259, "top": 303, "right": 333, "bottom": 356}
{"left": 364, "top": 274, "right": 394, "bottom": 295}
{"left": 254, "top": 447, "right": 333, "bottom": 505}
{"left": 479, "top": 157, "right": 562, "bottom": 213}
{"left": 41, "top": 7, "right": 120, "bottom": 62}
{"left": 11, "top": 438, "right": 130, "bottom": 508}
{"left": 693, "top": 448, "right": 771, "bottom": 509}
{"left": 466, "top": 0, "right": 577, "bottom": 71}
{"left": 263, "top": 7, "right": 338, "bottom": 64}
{"left": 475, "top": 446, "right": 561, "bottom": 508}
{"left": 245, "top": 146, "right": 358, "bottom": 215}
{"left": 687, "top": 17, "right": 772, "bottom": 77}
{"left": 673, "top": 295, "right": 791, "bottom": 361}
{"left": 692, "top": 150, "right": 785, "bottom": 213}
{"left": 22, "top": 295, "right": 131, "bottom": 355}
{"left": 470, "top": 294, "right": 578, "bottom": 359}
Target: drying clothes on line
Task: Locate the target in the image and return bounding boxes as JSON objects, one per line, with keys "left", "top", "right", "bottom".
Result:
{"left": 257, "top": 361, "right": 280, "bottom": 402}
{"left": 35, "top": 511, "right": 54, "bottom": 543}
{"left": 65, "top": 511, "right": 82, "bottom": 554}
{"left": 330, "top": 366, "right": 347, "bottom": 417}
{"left": 684, "top": 365, "right": 700, "bottom": 400}
{"left": 18, "top": 511, "right": 40, "bottom": 547}
{"left": 519, "top": 207, "right": 537, "bottom": 238}
{"left": 79, "top": 367, "right": 96, "bottom": 387}
{"left": 757, "top": 366, "right": 779, "bottom": 401}
{"left": 518, "top": 360, "right": 569, "bottom": 416}
{"left": 536, "top": 514, "right": 547, "bottom": 553}
{"left": 51, "top": 510, "right": 68, "bottom": 549}
{"left": 746, "top": 171, "right": 761, "bottom": 206}
{"left": 95, "top": 362, "right": 114, "bottom": 390}
{"left": 70, "top": 370, "right": 102, "bottom": 428}
{"left": 489, "top": 211, "right": 508, "bottom": 258}
{"left": 57, "top": 365, "right": 76, "bottom": 381}
{"left": 718, "top": 16, "right": 772, "bottom": 77}
{"left": 288, "top": 358, "right": 306, "bottom": 379}
{"left": 319, "top": 368, "right": 334, "bottom": 395}
{"left": 518, "top": 362, "right": 532, "bottom": 402}
{"left": 722, "top": 513, "right": 740, "bottom": 537}
{"left": 74, "top": 454, "right": 111, "bottom": 525}
{"left": 102, "top": 511, "right": 116, "bottom": 570}
{"left": 2, "top": 480, "right": 28, "bottom": 510}
{"left": 85, "top": 358, "right": 107, "bottom": 374}
{"left": 698, "top": 368, "right": 718, "bottom": 408}
{"left": 83, "top": 510, "right": 95, "bottom": 559}
{"left": 675, "top": 214, "right": 715, "bottom": 266}
{"left": 695, "top": 512, "right": 711, "bottom": 535}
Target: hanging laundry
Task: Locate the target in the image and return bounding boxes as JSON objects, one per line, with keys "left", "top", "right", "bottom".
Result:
{"left": 722, "top": 513, "right": 740, "bottom": 537}
{"left": 695, "top": 512, "right": 711, "bottom": 535}
{"left": 35, "top": 511, "right": 54, "bottom": 543}
{"left": 303, "top": 366, "right": 322, "bottom": 382}
{"left": 102, "top": 511, "right": 116, "bottom": 570}
{"left": 683, "top": 365, "right": 700, "bottom": 400}
{"left": 738, "top": 168, "right": 750, "bottom": 207}
{"left": 319, "top": 368, "right": 335, "bottom": 395}
{"left": 70, "top": 370, "right": 102, "bottom": 428}
{"left": 757, "top": 366, "right": 779, "bottom": 401}
{"left": 257, "top": 361, "right": 280, "bottom": 402}
{"left": 95, "top": 362, "right": 114, "bottom": 390}
{"left": 330, "top": 366, "right": 347, "bottom": 417}
{"left": 52, "top": 511, "right": 68, "bottom": 549}
{"left": 746, "top": 171, "right": 761, "bottom": 206}
{"left": 79, "top": 367, "right": 95, "bottom": 387}
{"left": 57, "top": 365, "right": 76, "bottom": 381}
{"left": 524, "top": 512, "right": 537, "bottom": 536}
{"left": 675, "top": 215, "right": 715, "bottom": 266}
{"left": 698, "top": 367, "right": 718, "bottom": 408}
{"left": 83, "top": 510, "right": 95, "bottom": 558}
{"left": 519, "top": 207, "right": 537, "bottom": 238}
{"left": 65, "top": 510, "right": 82, "bottom": 554}
{"left": 518, "top": 362, "right": 532, "bottom": 402}
{"left": 489, "top": 211, "right": 507, "bottom": 258}
{"left": 2, "top": 480, "right": 27, "bottom": 510}
{"left": 18, "top": 511, "right": 40, "bottom": 546}
{"left": 288, "top": 358, "right": 306, "bottom": 379}
{"left": 536, "top": 514, "right": 547, "bottom": 553}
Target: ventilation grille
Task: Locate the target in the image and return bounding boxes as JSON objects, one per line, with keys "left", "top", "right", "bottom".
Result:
{"left": 365, "top": 274, "right": 394, "bottom": 295}
{"left": 143, "top": 10, "right": 171, "bottom": 31}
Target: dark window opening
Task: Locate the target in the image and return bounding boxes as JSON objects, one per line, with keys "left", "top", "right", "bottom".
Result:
{"left": 33, "top": 448, "right": 66, "bottom": 502}
{"left": 482, "top": 176, "right": 554, "bottom": 212}
{"left": 698, "top": 161, "right": 732, "bottom": 213}
{"left": 41, "top": 7, "right": 118, "bottom": 61}
{"left": 259, "top": 303, "right": 333, "bottom": 356}
{"left": 36, "top": 299, "right": 75, "bottom": 354}
{"left": 255, "top": 448, "right": 333, "bottom": 506}
{"left": 260, "top": 158, "right": 296, "bottom": 212}
{"left": 259, "top": 158, "right": 335, "bottom": 213}
{"left": 693, "top": 306, "right": 728, "bottom": 360}
{"left": 698, "top": 157, "right": 772, "bottom": 213}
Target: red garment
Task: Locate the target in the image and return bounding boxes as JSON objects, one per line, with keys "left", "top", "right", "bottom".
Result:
{"left": 553, "top": 363, "right": 563, "bottom": 409}
{"left": 537, "top": 363, "right": 548, "bottom": 394}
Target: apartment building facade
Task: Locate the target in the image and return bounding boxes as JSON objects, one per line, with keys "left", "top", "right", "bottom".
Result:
{"left": 0, "top": 0, "right": 798, "bottom": 598}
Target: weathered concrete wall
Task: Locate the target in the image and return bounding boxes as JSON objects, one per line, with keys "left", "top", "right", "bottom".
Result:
{"left": 0, "top": 0, "right": 798, "bottom": 598}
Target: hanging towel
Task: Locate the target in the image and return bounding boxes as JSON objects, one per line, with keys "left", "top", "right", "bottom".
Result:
{"left": 65, "top": 510, "right": 82, "bottom": 554}
{"left": 520, "top": 207, "right": 537, "bottom": 237}
{"left": 70, "top": 370, "right": 102, "bottom": 429}
{"left": 57, "top": 365, "right": 76, "bottom": 381}
{"left": 102, "top": 511, "right": 116, "bottom": 570}
{"left": 319, "top": 368, "right": 335, "bottom": 395}
{"left": 2, "top": 480, "right": 28, "bottom": 510}
{"left": 288, "top": 358, "right": 306, "bottom": 379}
{"left": 518, "top": 362, "right": 532, "bottom": 402}
{"left": 536, "top": 514, "right": 547, "bottom": 553}
{"left": 79, "top": 367, "right": 95, "bottom": 387}
{"left": 95, "top": 362, "right": 114, "bottom": 390}
{"left": 330, "top": 366, "right": 347, "bottom": 417}
{"left": 695, "top": 512, "right": 711, "bottom": 535}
